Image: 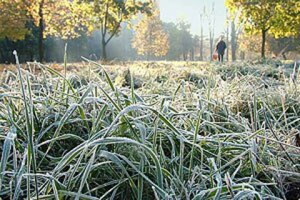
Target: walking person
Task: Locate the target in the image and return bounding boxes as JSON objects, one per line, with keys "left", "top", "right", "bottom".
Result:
{"left": 215, "top": 36, "right": 227, "bottom": 63}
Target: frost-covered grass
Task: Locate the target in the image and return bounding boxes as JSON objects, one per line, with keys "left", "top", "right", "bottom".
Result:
{"left": 0, "top": 57, "right": 300, "bottom": 199}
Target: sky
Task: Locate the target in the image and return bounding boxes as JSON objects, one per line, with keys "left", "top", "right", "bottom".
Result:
{"left": 158, "top": 0, "right": 227, "bottom": 37}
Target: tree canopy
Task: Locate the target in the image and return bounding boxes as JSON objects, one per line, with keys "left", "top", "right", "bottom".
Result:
{"left": 162, "top": 21, "right": 196, "bottom": 61}
{"left": 0, "top": 0, "right": 89, "bottom": 61}
{"left": 83, "top": 0, "right": 152, "bottom": 60}
{"left": 132, "top": 5, "right": 169, "bottom": 59}
{"left": 26, "top": 0, "right": 87, "bottom": 39}
{"left": 226, "top": 0, "right": 300, "bottom": 58}
{"left": 0, "top": 1, "right": 29, "bottom": 41}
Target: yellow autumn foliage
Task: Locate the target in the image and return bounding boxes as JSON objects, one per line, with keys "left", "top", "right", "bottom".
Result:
{"left": 132, "top": 5, "right": 169, "bottom": 58}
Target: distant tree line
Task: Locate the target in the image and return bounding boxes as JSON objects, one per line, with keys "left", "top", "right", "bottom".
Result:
{"left": 0, "top": 0, "right": 152, "bottom": 62}
{"left": 0, "top": 0, "right": 299, "bottom": 63}
{"left": 226, "top": 0, "right": 300, "bottom": 59}
{"left": 0, "top": 19, "right": 202, "bottom": 63}
{"left": 0, "top": 0, "right": 201, "bottom": 63}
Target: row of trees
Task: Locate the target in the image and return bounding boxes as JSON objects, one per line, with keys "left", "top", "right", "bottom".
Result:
{"left": 0, "top": 0, "right": 202, "bottom": 63}
{"left": 226, "top": 0, "right": 300, "bottom": 59}
{"left": 0, "top": 0, "right": 153, "bottom": 62}
{"left": 0, "top": 19, "right": 200, "bottom": 63}
{"left": 134, "top": 0, "right": 300, "bottom": 61}
{"left": 0, "top": 0, "right": 299, "bottom": 62}
{"left": 132, "top": 5, "right": 200, "bottom": 61}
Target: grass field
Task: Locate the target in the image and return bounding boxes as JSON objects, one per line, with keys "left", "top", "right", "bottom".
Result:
{"left": 0, "top": 57, "right": 300, "bottom": 199}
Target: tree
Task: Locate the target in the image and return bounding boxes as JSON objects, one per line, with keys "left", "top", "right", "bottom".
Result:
{"left": 199, "top": 10, "right": 204, "bottom": 61}
{"left": 238, "top": 33, "right": 272, "bottom": 59}
{"left": 0, "top": 0, "right": 87, "bottom": 62}
{"left": 230, "top": 12, "right": 243, "bottom": 61}
{"left": 132, "top": 5, "right": 169, "bottom": 59}
{"left": 177, "top": 20, "right": 193, "bottom": 61}
{"left": 83, "top": 0, "right": 152, "bottom": 60}
{"left": 230, "top": 21, "right": 237, "bottom": 61}
{"left": 163, "top": 22, "right": 181, "bottom": 60}
{"left": 163, "top": 21, "right": 194, "bottom": 61}
{"left": 0, "top": 1, "right": 34, "bottom": 62}
{"left": 0, "top": 1, "right": 29, "bottom": 41}
{"left": 226, "top": 0, "right": 300, "bottom": 59}
{"left": 205, "top": 3, "right": 215, "bottom": 61}
{"left": 271, "top": 0, "right": 300, "bottom": 38}
{"left": 190, "top": 35, "right": 200, "bottom": 61}
{"left": 27, "top": 0, "right": 88, "bottom": 62}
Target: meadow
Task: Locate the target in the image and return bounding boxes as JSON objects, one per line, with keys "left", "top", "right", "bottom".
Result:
{"left": 0, "top": 56, "right": 299, "bottom": 199}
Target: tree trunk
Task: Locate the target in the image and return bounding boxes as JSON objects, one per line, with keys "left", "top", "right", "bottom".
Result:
{"left": 3, "top": 37, "right": 11, "bottom": 63}
{"left": 209, "top": 22, "right": 214, "bottom": 61}
{"left": 240, "top": 51, "right": 245, "bottom": 60}
{"left": 209, "top": 34, "right": 214, "bottom": 61}
{"left": 38, "top": 0, "right": 44, "bottom": 62}
{"left": 183, "top": 53, "right": 187, "bottom": 61}
{"left": 261, "top": 29, "right": 267, "bottom": 59}
{"left": 0, "top": 48, "right": 3, "bottom": 63}
{"left": 226, "top": 22, "right": 229, "bottom": 61}
{"left": 208, "top": 3, "right": 215, "bottom": 62}
{"left": 200, "top": 31, "right": 203, "bottom": 61}
{"left": 190, "top": 49, "right": 194, "bottom": 61}
{"left": 102, "top": 37, "right": 107, "bottom": 61}
{"left": 0, "top": 39, "right": 5, "bottom": 63}
{"left": 30, "top": 52, "right": 34, "bottom": 62}
{"left": 200, "top": 14, "right": 204, "bottom": 61}
{"left": 231, "top": 21, "right": 237, "bottom": 61}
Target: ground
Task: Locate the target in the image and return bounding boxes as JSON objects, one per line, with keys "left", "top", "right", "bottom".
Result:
{"left": 0, "top": 60, "right": 299, "bottom": 199}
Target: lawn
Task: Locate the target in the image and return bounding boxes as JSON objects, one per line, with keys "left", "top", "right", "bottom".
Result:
{"left": 0, "top": 59, "right": 299, "bottom": 199}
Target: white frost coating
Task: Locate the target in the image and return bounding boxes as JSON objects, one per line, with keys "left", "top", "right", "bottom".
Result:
{"left": 7, "top": 131, "right": 17, "bottom": 140}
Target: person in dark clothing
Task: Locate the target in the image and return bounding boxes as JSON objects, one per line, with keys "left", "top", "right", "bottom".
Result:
{"left": 216, "top": 36, "right": 227, "bottom": 63}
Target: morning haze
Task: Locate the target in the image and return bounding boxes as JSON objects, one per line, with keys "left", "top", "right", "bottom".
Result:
{"left": 159, "top": 0, "right": 227, "bottom": 36}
